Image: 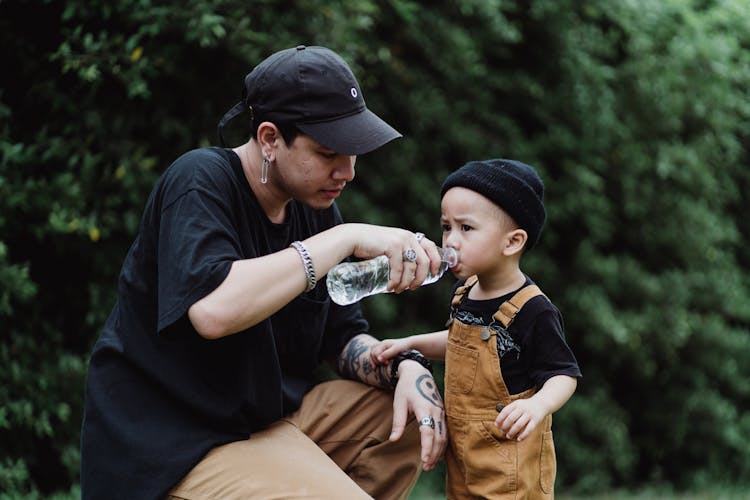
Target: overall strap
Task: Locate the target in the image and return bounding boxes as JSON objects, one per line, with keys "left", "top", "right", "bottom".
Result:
{"left": 447, "top": 275, "right": 479, "bottom": 326}
{"left": 492, "top": 285, "right": 545, "bottom": 329}
{"left": 451, "top": 275, "right": 479, "bottom": 309}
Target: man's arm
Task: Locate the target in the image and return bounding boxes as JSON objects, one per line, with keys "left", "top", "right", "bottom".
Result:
{"left": 337, "top": 333, "right": 448, "bottom": 471}
{"left": 189, "top": 223, "right": 443, "bottom": 340}
{"left": 337, "top": 333, "right": 392, "bottom": 388}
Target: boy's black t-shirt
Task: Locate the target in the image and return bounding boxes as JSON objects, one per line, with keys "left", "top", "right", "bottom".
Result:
{"left": 80, "top": 147, "right": 368, "bottom": 500}
{"left": 450, "top": 277, "right": 581, "bottom": 394}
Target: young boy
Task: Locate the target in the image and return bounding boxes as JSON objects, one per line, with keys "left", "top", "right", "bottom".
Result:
{"left": 372, "top": 159, "right": 581, "bottom": 498}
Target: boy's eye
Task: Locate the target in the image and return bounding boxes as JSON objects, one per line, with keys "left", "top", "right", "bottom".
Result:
{"left": 441, "top": 223, "right": 451, "bottom": 232}
{"left": 461, "top": 224, "right": 472, "bottom": 232}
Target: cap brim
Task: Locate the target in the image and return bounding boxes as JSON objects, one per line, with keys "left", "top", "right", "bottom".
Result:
{"left": 296, "top": 109, "right": 402, "bottom": 155}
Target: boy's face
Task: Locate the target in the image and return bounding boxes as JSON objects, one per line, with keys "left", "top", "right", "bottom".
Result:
{"left": 440, "top": 187, "right": 518, "bottom": 280}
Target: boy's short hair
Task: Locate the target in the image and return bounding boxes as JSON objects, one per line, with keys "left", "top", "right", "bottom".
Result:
{"left": 440, "top": 159, "right": 547, "bottom": 250}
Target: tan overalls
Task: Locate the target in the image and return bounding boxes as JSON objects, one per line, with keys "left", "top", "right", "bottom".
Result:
{"left": 445, "top": 276, "right": 556, "bottom": 499}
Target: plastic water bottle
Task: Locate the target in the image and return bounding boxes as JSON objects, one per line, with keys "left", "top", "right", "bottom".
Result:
{"left": 326, "top": 247, "right": 459, "bottom": 305}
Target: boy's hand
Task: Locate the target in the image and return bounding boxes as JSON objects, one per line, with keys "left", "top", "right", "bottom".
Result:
{"left": 494, "top": 375, "right": 577, "bottom": 441}
{"left": 494, "top": 398, "right": 547, "bottom": 441}
{"left": 370, "top": 338, "right": 412, "bottom": 365}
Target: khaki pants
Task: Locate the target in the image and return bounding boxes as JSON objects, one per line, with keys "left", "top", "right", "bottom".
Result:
{"left": 168, "top": 380, "right": 422, "bottom": 500}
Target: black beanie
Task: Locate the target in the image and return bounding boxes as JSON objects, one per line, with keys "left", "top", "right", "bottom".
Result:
{"left": 440, "top": 159, "right": 546, "bottom": 250}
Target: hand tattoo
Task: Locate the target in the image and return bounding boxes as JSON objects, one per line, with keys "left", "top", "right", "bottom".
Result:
{"left": 416, "top": 374, "right": 445, "bottom": 410}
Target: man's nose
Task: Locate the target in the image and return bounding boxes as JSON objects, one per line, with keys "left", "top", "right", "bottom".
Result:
{"left": 332, "top": 155, "right": 356, "bottom": 181}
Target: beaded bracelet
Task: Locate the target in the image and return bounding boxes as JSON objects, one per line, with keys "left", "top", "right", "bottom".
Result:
{"left": 390, "top": 349, "right": 433, "bottom": 388}
{"left": 289, "top": 240, "right": 317, "bottom": 292}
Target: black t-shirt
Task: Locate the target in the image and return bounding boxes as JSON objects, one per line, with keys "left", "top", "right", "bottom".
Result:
{"left": 450, "top": 277, "right": 581, "bottom": 394}
{"left": 80, "top": 147, "right": 368, "bottom": 500}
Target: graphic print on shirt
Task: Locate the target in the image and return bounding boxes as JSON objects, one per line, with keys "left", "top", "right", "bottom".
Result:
{"left": 454, "top": 310, "right": 521, "bottom": 359}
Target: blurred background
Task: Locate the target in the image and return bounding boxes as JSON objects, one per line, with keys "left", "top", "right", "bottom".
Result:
{"left": 1, "top": 0, "right": 749, "bottom": 498}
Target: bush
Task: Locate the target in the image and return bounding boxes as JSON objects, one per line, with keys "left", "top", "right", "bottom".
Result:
{"left": 2, "top": 0, "right": 749, "bottom": 495}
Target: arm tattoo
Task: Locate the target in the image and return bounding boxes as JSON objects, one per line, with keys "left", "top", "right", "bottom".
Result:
{"left": 338, "top": 335, "right": 391, "bottom": 388}
{"left": 416, "top": 374, "right": 445, "bottom": 410}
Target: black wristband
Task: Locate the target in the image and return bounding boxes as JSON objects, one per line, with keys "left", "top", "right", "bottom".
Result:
{"left": 390, "top": 349, "right": 433, "bottom": 388}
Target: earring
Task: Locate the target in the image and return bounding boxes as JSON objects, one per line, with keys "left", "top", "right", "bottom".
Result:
{"left": 261, "top": 154, "right": 270, "bottom": 184}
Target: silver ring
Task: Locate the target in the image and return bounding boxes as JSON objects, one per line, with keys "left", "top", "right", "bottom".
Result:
{"left": 403, "top": 248, "right": 417, "bottom": 263}
{"left": 419, "top": 415, "right": 435, "bottom": 429}
{"left": 415, "top": 232, "right": 425, "bottom": 243}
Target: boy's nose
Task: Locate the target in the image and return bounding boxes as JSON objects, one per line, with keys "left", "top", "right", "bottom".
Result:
{"left": 444, "top": 232, "right": 459, "bottom": 249}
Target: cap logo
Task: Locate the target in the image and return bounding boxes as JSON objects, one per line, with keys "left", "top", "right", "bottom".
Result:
{"left": 350, "top": 87, "right": 358, "bottom": 98}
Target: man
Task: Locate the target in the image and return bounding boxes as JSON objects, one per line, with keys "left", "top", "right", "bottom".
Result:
{"left": 81, "top": 45, "right": 446, "bottom": 499}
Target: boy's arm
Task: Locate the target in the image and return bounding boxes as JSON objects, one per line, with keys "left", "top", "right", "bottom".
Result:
{"left": 531, "top": 374, "right": 578, "bottom": 415}
{"left": 371, "top": 330, "right": 449, "bottom": 364}
{"left": 495, "top": 375, "right": 578, "bottom": 441}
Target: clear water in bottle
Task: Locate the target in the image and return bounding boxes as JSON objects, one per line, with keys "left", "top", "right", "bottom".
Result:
{"left": 326, "top": 247, "right": 458, "bottom": 305}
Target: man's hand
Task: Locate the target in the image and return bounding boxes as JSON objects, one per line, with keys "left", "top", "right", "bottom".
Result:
{"left": 388, "top": 360, "right": 447, "bottom": 471}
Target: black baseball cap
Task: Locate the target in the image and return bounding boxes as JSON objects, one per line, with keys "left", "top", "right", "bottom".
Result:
{"left": 217, "top": 45, "right": 402, "bottom": 155}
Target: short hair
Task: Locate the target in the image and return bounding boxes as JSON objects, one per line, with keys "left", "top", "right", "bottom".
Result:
{"left": 251, "top": 116, "right": 301, "bottom": 147}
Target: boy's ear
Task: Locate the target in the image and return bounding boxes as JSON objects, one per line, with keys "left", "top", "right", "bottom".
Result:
{"left": 503, "top": 229, "right": 527, "bottom": 256}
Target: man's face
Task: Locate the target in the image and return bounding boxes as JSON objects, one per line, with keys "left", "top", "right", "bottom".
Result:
{"left": 273, "top": 134, "right": 357, "bottom": 209}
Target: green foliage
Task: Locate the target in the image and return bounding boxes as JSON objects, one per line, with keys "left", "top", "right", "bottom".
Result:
{"left": 1, "top": 0, "right": 749, "bottom": 496}
{"left": 529, "top": 0, "right": 750, "bottom": 490}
